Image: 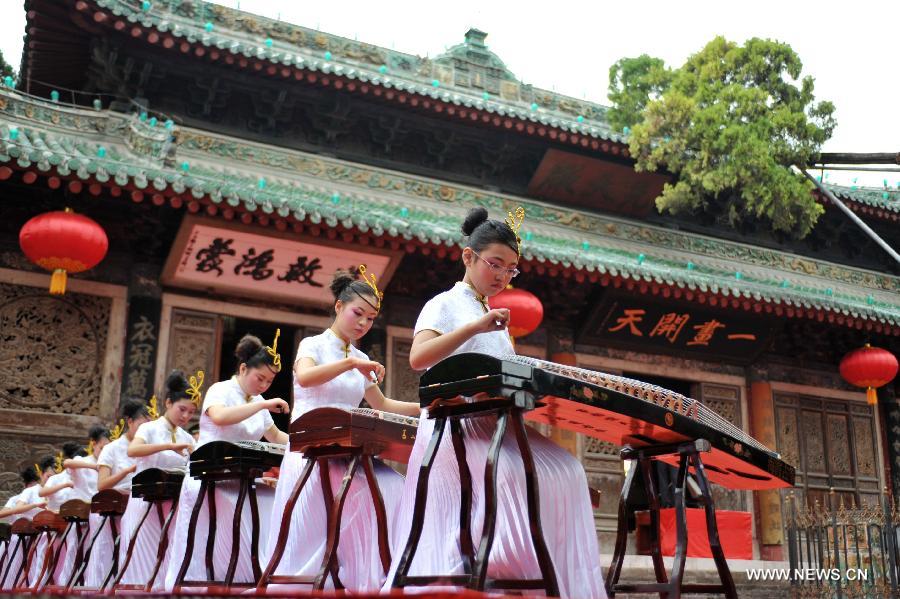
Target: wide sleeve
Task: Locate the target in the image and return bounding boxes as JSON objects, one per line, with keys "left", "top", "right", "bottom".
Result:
{"left": 414, "top": 295, "right": 450, "bottom": 336}
{"left": 202, "top": 381, "right": 233, "bottom": 413}
{"left": 295, "top": 335, "right": 320, "bottom": 364}
{"left": 133, "top": 420, "right": 153, "bottom": 443}
{"left": 96, "top": 443, "right": 116, "bottom": 469}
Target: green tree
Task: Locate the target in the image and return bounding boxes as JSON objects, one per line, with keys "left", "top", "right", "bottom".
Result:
{"left": 607, "top": 54, "right": 673, "bottom": 132}
{"left": 0, "top": 50, "right": 14, "bottom": 81}
{"left": 612, "top": 37, "right": 836, "bottom": 238}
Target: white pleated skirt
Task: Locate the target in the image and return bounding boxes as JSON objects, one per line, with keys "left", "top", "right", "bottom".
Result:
{"left": 261, "top": 451, "right": 405, "bottom": 593}
{"left": 116, "top": 495, "right": 176, "bottom": 589}
{"left": 383, "top": 413, "right": 607, "bottom": 598}
{"left": 163, "top": 474, "right": 275, "bottom": 589}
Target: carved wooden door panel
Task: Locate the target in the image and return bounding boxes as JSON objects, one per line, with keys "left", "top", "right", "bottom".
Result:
{"left": 775, "top": 393, "right": 881, "bottom": 510}
{"left": 164, "top": 309, "right": 221, "bottom": 402}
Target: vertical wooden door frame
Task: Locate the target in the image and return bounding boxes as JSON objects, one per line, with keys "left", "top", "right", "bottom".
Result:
{"left": 154, "top": 292, "right": 332, "bottom": 395}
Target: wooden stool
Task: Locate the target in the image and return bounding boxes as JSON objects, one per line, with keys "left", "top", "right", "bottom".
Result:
{"left": 173, "top": 458, "right": 268, "bottom": 591}
{"left": 20, "top": 509, "right": 67, "bottom": 591}
{"left": 1, "top": 518, "right": 36, "bottom": 589}
{"left": 392, "top": 398, "right": 559, "bottom": 595}
{"left": 109, "top": 468, "right": 183, "bottom": 592}
{"left": 604, "top": 439, "right": 737, "bottom": 599}
{"left": 257, "top": 447, "right": 390, "bottom": 591}
{"left": 65, "top": 489, "right": 128, "bottom": 592}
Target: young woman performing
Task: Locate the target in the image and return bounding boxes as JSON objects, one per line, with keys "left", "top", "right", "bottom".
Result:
{"left": 163, "top": 334, "right": 289, "bottom": 589}
{"left": 262, "top": 267, "right": 419, "bottom": 592}
{"left": 84, "top": 401, "right": 150, "bottom": 587}
{"left": 385, "top": 207, "right": 605, "bottom": 598}
{"left": 0, "top": 464, "right": 48, "bottom": 590}
{"left": 116, "top": 371, "right": 196, "bottom": 588}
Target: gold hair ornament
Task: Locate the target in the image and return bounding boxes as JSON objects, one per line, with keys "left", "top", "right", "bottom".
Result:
{"left": 504, "top": 206, "right": 526, "bottom": 258}
{"left": 266, "top": 329, "right": 282, "bottom": 372}
{"left": 34, "top": 463, "right": 42, "bottom": 478}
{"left": 358, "top": 264, "right": 383, "bottom": 311}
{"left": 187, "top": 370, "right": 205, "bottom": 408}
{"left": 55, "top": 451, "right": 64, "bottom": 473}
{"left": 86, "top": 439, "right": 95, "bottom": 457}
{"left": 110, "top": 419, "right": 125, "bottom": 441}
{"left": 147, "top": 395, "right": 160, "bottom": 419}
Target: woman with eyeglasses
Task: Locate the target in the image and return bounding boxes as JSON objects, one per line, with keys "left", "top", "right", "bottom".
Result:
{"left": 384, "top": 206, "right": 605, "bottom": 598}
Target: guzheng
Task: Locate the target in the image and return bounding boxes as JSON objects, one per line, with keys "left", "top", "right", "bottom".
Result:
{"left": 58, "top": 499, "right": 90, "bottom": 521}
{"left": 131, "top": 468, "right": 185, "bottom": 501}
{"left": 91, "top": 489, "right": 129, "bottom": 515}
{"left": 290, "top": 407, "right": 419, "bottom": 463}
{"left": 420, "top": 353, "right": 794, "bottom": 490}
{"left": 188, "top": 440, "right": 285, "bottom": 478}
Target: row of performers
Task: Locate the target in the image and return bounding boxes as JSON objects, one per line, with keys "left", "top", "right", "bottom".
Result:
{"left": 1, "top": 207, "right": 607, "bottom": 598}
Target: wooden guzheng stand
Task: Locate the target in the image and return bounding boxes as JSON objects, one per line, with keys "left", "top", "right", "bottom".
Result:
{"left": 41, "top": 499, "right": 90, "bottom": 592}
{"left": 0, "top": 522, "right": 10, "bottom": 579}
{"left": 257, "top": 407, "right": 418, "bottom": 591}
{"left": 108, "top": 468, "right": 184, "bottom": 591}
{"left": 66, "top": 489, "right": 128, "bottom": 592}
{"left": 3, "top": 518, "right": 37, "bottom": 589}
{"left": 21, "top": 509, "right": 67, "bottom": 591}
{"left": 394, "top": 353, "right": 795, "bottom": 598}
{"left": 172, "top": 441, "right": 283, "bottom": 591}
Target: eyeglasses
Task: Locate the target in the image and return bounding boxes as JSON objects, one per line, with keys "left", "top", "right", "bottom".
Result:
{"left": 472, "top": 251, "right": 520, "bottom": 278}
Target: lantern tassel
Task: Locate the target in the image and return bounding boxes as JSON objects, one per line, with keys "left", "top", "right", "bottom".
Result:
{"left": 49, "top": 269, "right": 67, "bottom": 295}
{"left": 867, "top": 387, "right": 878, "bottom": 406}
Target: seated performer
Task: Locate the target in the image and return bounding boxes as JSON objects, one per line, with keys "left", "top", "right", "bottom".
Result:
{"left": 163, "top": 333, "right": 289, "bottom": 589}
{"left": 117, "top": 371, "right": 196, "bottom": 589}
{"left": 0, "top": 464, "right": 48, "bottom": 590}
{"left": 384, "top": 207, "right": 606, "bottom": 598}
{"left": 262, "top": 267, "right": 420, "bottom": 592}
{"left": 57, "top": 425, "right": 109, "bottom": 584}
{"left": 84, "top": 401, "right": 150, "bottom": 588}
{"left": 37, "top": 442, "right": 87, "bottom": 584}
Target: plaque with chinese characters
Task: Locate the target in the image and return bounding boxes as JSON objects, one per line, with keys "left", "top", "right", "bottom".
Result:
{"left": 579, "top": 294, "right": 773, "bottom": 363}
{"left": 162, "top": 217, "right": 400, "bottom": 306}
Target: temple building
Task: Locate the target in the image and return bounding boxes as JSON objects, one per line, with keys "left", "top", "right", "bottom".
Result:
{"left": 2, "top": 0, "right": 899, "bottom": 572}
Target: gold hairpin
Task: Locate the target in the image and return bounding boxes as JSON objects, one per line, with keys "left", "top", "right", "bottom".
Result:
{"left": 55, "top": 451, "right": 63, "bottom": 473}
{"left": 505, "top": 206, "right": 526, "bottom": 257}
{"left": 358, "top": 264, "right": 384, "bottom": 310}
{"left": 110, "top": 419, "right": 125, "bottom": 441}
{"left": 34, "top": 463, "right": 42, "bottom": 477}
{"left": 86, "top": 439, "right": 95, "bottom": 456}
{"left": 266, "top": 329, "right": 282, "bottom": 371}
{"left": 147, "top": 395, "right": 160, "bottom": 419}
{"left": 187, "top": 370, "right": 205, "bottom": 408}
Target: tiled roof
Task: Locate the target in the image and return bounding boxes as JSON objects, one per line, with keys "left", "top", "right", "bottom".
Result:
{"left": 1, "top": 88, "right": 898, "bottom": 330}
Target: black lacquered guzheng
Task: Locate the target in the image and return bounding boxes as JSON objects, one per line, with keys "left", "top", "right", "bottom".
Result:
{"left": 188, "top": 441, "right": 285, "bottom": 478}
{"left": 420, "top": 353, "right": 795, "bottom": 490}
{"left": 131, "top": 468, "right": 186, "bottom": 501}
{"left": 291, "top": 407, "right": 419, "bottom": 463}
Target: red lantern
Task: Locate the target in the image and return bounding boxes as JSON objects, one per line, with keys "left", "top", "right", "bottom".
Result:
{"left": 19, "top": 208, "right": 108, "bottom": 295}
{"left": 489, "top": 286, "right": 544, "bottom": 338}
{"left": 839, "top": 344, "right": 898, "bottom": 405}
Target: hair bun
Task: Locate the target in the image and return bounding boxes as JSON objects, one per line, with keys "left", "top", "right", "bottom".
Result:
{"left": 234, "top": 334, "right": 264, "bottom": 364}
{"left": 461, "top": 207, "right": 489, "bottom": 236}
{"left": 165, "top": 369, "right": 190, "bottom": 394}
{"left": 330, "top": 269, "right": 357, "bottom": 301}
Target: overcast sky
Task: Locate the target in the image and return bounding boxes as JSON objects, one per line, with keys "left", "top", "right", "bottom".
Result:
{"left": 2, "top": 1, "right": 898, "bottom": 187}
